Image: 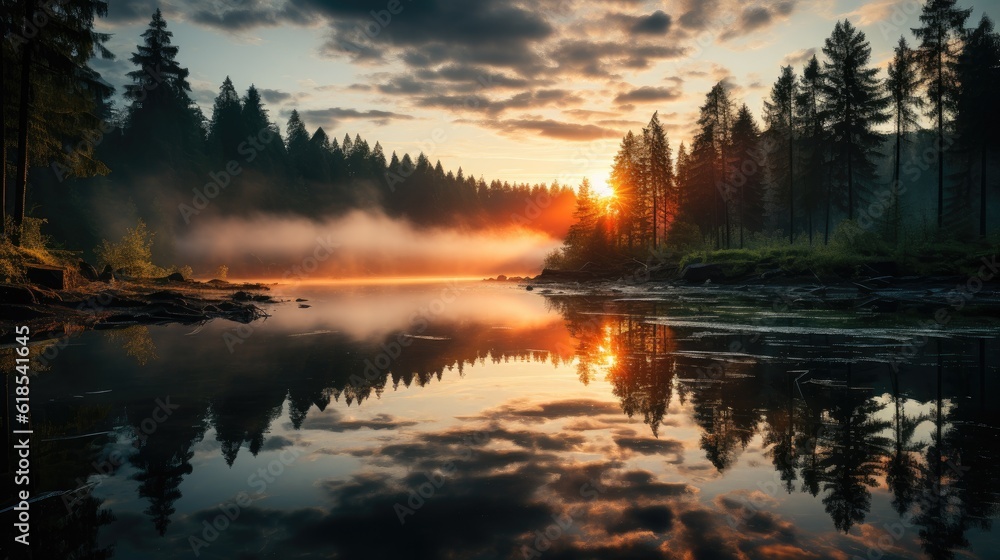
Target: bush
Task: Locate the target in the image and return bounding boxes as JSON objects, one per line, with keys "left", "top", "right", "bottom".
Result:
{"left": 95, "top": 219, "right": 159, "bottom": 277}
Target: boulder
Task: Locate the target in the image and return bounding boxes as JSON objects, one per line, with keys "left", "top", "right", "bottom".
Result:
{"left": 166, "top": 272, "right": 185, "bottom": 282}
{"left": 79, "top": 261, "right": 100, "bottom": 282}
{"left": 681, "top": 263, "right": 724, "bottom": 283}
{"left": 99, "top": 265, "right": 114, "bottom": 282}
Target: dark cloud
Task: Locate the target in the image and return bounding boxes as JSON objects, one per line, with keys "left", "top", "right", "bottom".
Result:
{"left": 613, "top": 434, "right": 685, "bottom": 462}
{"left": 102, "top": 0, "right": 161, "bottom": 24}
{"left": 187, "top": 1, "right": 311, "bottom": 31}
{"left": 721, "top": 2, "right": 798, "bottom": 41}
{"left": 297, "top": 107, "right": 415, "bottom": 128}
{"left": 261, "top": 434, "right": 296, "bottom": 451}
{"left": 631, "top": 10, "right": 672, "bottom": 34}
{"left": 260, "top": 88, "right": 292, "bottom": 104}
{"left": 608, "top": 504, "right": 675, "bottom": 534}
{"left": 614, "top": 86, "right": 682, "bottom": 105}
{"left": 677, "top": 0, "right": 720, "bottom": 30}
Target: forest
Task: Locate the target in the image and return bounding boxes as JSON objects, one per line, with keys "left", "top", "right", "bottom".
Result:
{"left": 1, "top": 6, "right": 576, "bottom": 270}
{"left": 550, "top": 1, "right": 1000, "bottom": 275}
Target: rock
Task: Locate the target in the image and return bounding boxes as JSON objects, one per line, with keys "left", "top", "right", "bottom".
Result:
{"left": 166, "top": 272, "right": 185, "bottom": 282}
{"left": 295, "top": 298, "right": 308, "bottom": 302}
{"left": 681, "top": 263, "right": 724, "bottom": 283}
{"left": 26, "top": 264, "right": 65, "bottom": 290}
{"left": 99, "top": 265, "right": 114, "bottom": 282}
{"left": 496, "top": 274, "right": 508, "bottom": 281}
{"left": 299, "top": 304, "right": 311, "bottom": 308}
{"left": 79, "top": 261, "right": 100, "bottom": 282}
{"left": 525, "top": 285, "right": 534, "bottom": 291}
{"left": 0, "top": 284, "right": 38, "bottom": 304}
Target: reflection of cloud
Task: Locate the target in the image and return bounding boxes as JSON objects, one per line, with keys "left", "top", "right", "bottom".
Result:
{"left": 298, "top": 411, "right": 418, "bottom": 432}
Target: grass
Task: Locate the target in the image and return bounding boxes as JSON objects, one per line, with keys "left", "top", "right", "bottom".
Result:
{"left": 676, "top": 222, "right": 1000, "bottom": 279}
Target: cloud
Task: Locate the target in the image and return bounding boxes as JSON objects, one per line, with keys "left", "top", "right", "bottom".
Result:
{"left": 614, "top": 86, "right": 682, "bottom": 105}
{"left": 720, "top": 2, "right": 798, "bottom": 41}
{"left": 299, "top": 410, "right": 418, "bottom": 432}
{"left": 260, "top": 88, "right": 292, "bottom": 104}
{"left": 609, "top": 10, "right": 672, "bottom": 35}
{"left": 782, "top": 47, "right": 818, "bottom": 67}
{"left": 297, "top": 107, "right": 414, "bottom": 128}
{"left": 480, "top": 118, "right": 622, "bottom": 141}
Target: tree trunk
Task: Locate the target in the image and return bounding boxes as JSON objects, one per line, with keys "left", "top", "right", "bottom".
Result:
{"left": 937, "top": 34, "right": 944, "bottom": 231}
{"left": 895, "top": 128, "right": 902, "bottom": 243}
{"left": 981, "top": 143, "right": 987, "bottom": 238}
{"left": 13, "top": 0, "right": 35, "bottom": 244}
{"left": 788, "top": 134, "right": 794, "bottom": 244}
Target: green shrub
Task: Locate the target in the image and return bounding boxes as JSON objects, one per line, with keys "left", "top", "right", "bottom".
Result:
{"left": 95, "top": 219, "right": 159, "bottom": 277}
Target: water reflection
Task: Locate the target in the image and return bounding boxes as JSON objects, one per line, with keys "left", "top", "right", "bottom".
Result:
{"left": 2, "top": 284, "right": 999, "bottom": 559}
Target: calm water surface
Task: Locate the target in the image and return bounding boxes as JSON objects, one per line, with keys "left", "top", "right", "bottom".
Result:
{"left": 4, "top": 281, "right": 1000, "bottom": 559}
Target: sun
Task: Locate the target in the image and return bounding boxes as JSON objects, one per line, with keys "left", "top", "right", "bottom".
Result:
{"left": 591, "top": 177, "right": 616, "bottom": 200}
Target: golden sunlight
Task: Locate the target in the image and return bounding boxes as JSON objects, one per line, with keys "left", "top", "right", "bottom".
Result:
{"left": 591, "top": 177, "right": 616, "bottom": 200}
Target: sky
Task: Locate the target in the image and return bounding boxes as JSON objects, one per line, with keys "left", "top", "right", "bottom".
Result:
{"left": 92, "top": 0, "right": 999, "bottom": 192}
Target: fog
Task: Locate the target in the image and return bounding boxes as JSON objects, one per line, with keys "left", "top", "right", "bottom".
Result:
{"left": 173, "top": 210, "right": 561, "bottom": 280}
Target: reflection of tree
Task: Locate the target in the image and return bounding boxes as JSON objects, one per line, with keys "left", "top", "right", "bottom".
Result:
{"left": 687, "top": 358, "right": 761, "bottom": 472}
{"left": 914, "top": 355, "right": 966, "bottom": 559}
{"left": 815, "top": 368, "right": 890, "bottom": 533}
{"left": 886, "top": 368, "right": 928, "bottom": 516}
{"left": 606, "top": 321, "right": 676, "bottom": 437}
{"left": 129, "top": 407, "right": 203, "bottom": 535}
{"left": 761, "top": 374, "right": 801, "bottom": 492}
{"left": 104, "top": 326, "right": 158, "bottom": 365}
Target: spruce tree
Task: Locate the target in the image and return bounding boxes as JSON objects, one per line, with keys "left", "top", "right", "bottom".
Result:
{"left": 764, "top": 66, "right": 797, "bottom": 243}
{"left": 820, "top": 20, "right": 890, "bottom": 223}
{"left": 913, "top": 0, "right": 972, "bottom": 230}
{"left": 886, "top": 37, "right": 924, "bottom": 242}
{"left": 951, "top": 15, "right": 1000, "bottom": 238}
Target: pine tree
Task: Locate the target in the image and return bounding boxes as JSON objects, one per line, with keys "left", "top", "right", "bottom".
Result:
{"left": 764, "top": 66, "right": 797, "bottom": 243}
{"left": 6, "top": 0, "right": 115, "bottom": 236}
{"left": 610, "top": 131, "right": 646, "bottom": 249}
{"left": 123, "top": 9, "right": 204, "bottom": 168}
{"left": 886, "top": 37, "right": 924, "bottom": 242}
{"left": 207, "top": 76, "right": 245, "bottom": 162}
{"left": 730, "top": 104, "right": 765, "bottom": 247}
{"left": 642, "top": 112, "right": 674, "bottom": 248}
{"left": 913, "top": 0, "right": 972, "bottom": 230}
{"left": 951, "top": 15, "right": 1000, "bottom": 238}
{"left": 796, "top": 56, "right": 828, "bottom": 244}
{"left": 820, "top": 20, "right": 890, "bottom": 222}
{"left": 697, "top": 82, "right": 735, "bottom": 247}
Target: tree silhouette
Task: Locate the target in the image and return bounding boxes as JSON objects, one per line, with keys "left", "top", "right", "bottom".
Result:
{"left": 820, "top": 20, "right": 890, "bottom": 222}
{"left": 886, "top": 37, "right": 924, "bottom": 243}
{"left": 913, "top": 0, "right": 972, "bottom": 230}
{"left": 764, "top": 66, "right": 797, "bottom": 243}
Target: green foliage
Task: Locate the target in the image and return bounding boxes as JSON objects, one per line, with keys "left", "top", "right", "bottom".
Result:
{"left": 95, "top": 219, "right": 159, "bottom": 276}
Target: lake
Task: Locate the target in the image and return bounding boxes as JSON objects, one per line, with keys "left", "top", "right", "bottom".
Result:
{"left": 4, "top": 280, "right": 1000, "bottom": 559}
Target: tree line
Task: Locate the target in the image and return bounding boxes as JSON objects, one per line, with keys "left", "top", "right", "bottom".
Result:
{"left": 2, "top": 7, "right": 576, "bottom": 254}
{"left": 556, "top": 0, "right": 999, "bottom": 269}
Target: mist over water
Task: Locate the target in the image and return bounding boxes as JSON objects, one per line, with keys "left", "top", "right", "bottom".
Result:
{"left": 173, "top": 210, "right": 561, "bottom": 279}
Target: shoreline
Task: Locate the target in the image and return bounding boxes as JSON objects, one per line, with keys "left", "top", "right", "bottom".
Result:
{"left": 0, "top": 277, "right": 273, "bottom": 344}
